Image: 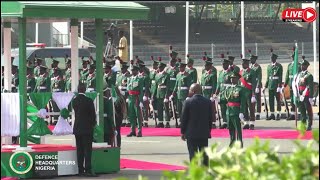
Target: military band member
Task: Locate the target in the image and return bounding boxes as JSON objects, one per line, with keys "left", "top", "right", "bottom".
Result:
{"left": 239, "top": 59, "right": 257, "bottom": 130}
{"left": 34, "top": 65, "right": 51, "bottom": 92}
{"left": 170, "top": 62, "right": 192, "bottom": 126}
{"left": 51, "top": 69, "right": 65, "bottom": 92}
{"left": 86, "top": 65, "right": 96, "bottom": 92}
{"left": 214, "top": 58, "right": 232, "bottom": 129}
{"left": 127, "top": 65, "right": 144, "bottom": 137}
{"left": 154, "top": 62, "right": 170, "bottom": 128}
{"left": 186, "top": 55, "right": 198, "bottom": 84}
{"left": 11, "top": 65, "right": 19, "bottom": 92}
{"left": 103, "top": 63, "right": 117, "bottom": 88}
{"left": 200, "top": 60, "right": 218, "bottom": 128}
{"left": 296, "top": 59, "right": 314, "bottom": 131}
{"left": 263, "top": 51, "right": 283, "bottom": 120}
{"left": 222, "top": 72, "right": 246, "bottom": 148}
{"left": 284, "top": 53, "right": 301, "bottom": 120}
{"left": 80, "top": 59, "right": 90, "bottom": 84}
{"left": 250, "top": 55, "right": 262, "bottom": 120}
{"left": 138, "top": 61, "right": 151, "bottom": 127}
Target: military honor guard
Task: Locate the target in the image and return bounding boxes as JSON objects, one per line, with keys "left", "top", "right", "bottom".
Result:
{"left": 263, "top": 49, "right": 283, "bottom": 120}
{"left": 154, "top": 61, "right": 170, "bottom": 128}
{"left": 103, "top": 62, "right": 117, "bottom": 88}
{"left": 137, "top": 60, "right": 151, "bottom": 127}
{"left": 221, "top": 72, "right": 246, "bottom": 148}
{"left": 126, "top": 65, "right": 144, "bottom": 137}
{"left": 149, "top": 57, "right": 159, "bottom": 122}
{"left": 51, "top": 69, "right": 65, "bottom": 92}
{"left": 214, "top": 56, "right": 233, "bottom": 129}
{"left": 250, "top": 54, "right": 262, "bottom": 120}
{"left": 80, "top": 58, "right": 90, "bottom": 84}
{"left": 64, "top": 59, "right": 72, "bottom": 92}
{"left": 34, "top": 57, "right": 43, "bottom": 77}
{"left": 239, "top": 58, "right": 257, "bottom": 130}
{"left": 34, "top": 65, "right": 51, "bottom": 92}
{"left": 227, "top": 53, "right": 240, "bottom": 74}
{"left": 86, "top": 65, "right": 96, "bottom": 92}
{"left": 11, "top": 64, "right": 19, "bottom": 92}
{"left": 49, "top": 58, "right": 61, "bottom": 78}
{"left": 186, "top": 55, "right": 197, "bottom": 84}
{"left": 296, "top": 59, "right": 314, "bottom": 131}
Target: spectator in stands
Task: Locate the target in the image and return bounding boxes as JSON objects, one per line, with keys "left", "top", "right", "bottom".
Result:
{"left": 116, "top": 30, "right": 128, "bottom": 63}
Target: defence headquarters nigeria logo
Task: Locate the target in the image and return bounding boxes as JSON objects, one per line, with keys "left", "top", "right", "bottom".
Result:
{"left": 9, "top": 152, "right": 33, "bottom": 174}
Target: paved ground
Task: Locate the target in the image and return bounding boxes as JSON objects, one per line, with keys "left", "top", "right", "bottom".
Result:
{"left": 40, "top": 119, "right": 319, "bottom": 180}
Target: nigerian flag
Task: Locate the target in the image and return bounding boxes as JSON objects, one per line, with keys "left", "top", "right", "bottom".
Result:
{"left": 292, "top": 45, "right": 299, "bottom": 105}
{"left": 111, "top": 85, "right": 118, "bottom": 102}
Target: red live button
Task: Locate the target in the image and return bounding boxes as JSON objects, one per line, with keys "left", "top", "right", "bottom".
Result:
{"left": 303, "top": 7, "right": 317, "bottom": 22}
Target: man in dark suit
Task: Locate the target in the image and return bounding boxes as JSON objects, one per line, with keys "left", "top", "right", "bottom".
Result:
{"left": 180, "top": 83, "right": 212, "bottom": 166}
{"left": 72, "top": 83, "right": 97, "bottom": 177}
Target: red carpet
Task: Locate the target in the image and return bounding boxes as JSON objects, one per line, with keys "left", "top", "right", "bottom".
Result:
{"left": 47, "top": 125, "right": 313, "bottom": 140}
{"left": 120, "top": 158, "right": 186, "bottom": 171}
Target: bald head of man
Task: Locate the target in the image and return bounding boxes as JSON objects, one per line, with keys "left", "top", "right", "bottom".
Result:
{"left": 189, "top": 83, "right": 202, "bottom": 96}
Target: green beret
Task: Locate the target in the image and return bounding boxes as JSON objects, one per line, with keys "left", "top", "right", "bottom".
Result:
{"left": 89, "top": 64, "right": 96, "bottom": 70}
{"left": 300, "top": 59, "right": 310, "bottom": 66}
{"left": 40, "top": 65, "right": 48, "bottom": 69}
{"left": 171, "top": 51, "right": 178, "bottom": 58}
{"left": 222, "top": 59, "right": 231, "bottom": 64}
{"left": 270, "top": 53, "right": 278, "bottom": 60}
{"left": 179, "top": 62, "right": 187, "bottom": 67}
{"left": 52, "top": 59, "right": 59, "bottom": 64}
{"left": 250, "top": 55, "right": 258, "bottom": 61}
{"left": 82, "top": 59, "right": 90, "bottom": 64}
{"left": 159, "top": 62, "right": 166, "bottom": 68}
{"left": 103, "top": 63, "right": 112, "bottom": 69}
{"left": 131, "top": 65, "right": 140, "bottom": 71}
{"left": 66, "top": 59, "right": 71, "bottom": 64}
{"left": 228, "top": 56, "right": 235, "bottom": 61}
{"left": 242, "top": 59, "right": 250, "bottom": 63}
{"left": 205, "top": 60, "right": 213, "bottom": 66}
{"left": 187, "top": 57, "right": 194, "bottom": 64}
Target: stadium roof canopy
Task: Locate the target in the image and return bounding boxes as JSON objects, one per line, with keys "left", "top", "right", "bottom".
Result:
{"left": 1, "top": 1, "right": 149, "bottom": 22}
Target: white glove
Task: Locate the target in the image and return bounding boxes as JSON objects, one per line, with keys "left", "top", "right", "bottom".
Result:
{"left": 276, "top": 87, "right": 282, "bottom": 93}
{"left": 251, "top": 96, "right": 256, "bottom": 103}
{"left": 114, "top": 130, "right": 118, "bottom": 136}
{"left": 186, "top": 97, "right": 190, "bottom": 101}
{"left": 120, "top": 91, "right": 125, "bottom": 95}
{"left": 239, "top": 113, "right": 245, "bottom": 120}
{"left": 143, "top": 96, "right": 148, "bottom": 102}
{"left": 216, "top": 96, "right": 220, "bottom": 103}
{"left": 139, "top": 102, "right": 144, "bottom": 108}
{"left": 169, "top": 95, "right": 174, "bottom": 101}
{"left": 164, "top": 98, "right": 169, "bottom": 103}
{"left": 255, "top": 88, "right": 259, "bottom": 93}
{"left": 299, "top": 96, "right": 305, "bottom": 102}
{"left": 126, "top": 99, "right": 129, "bottom": 103}
{"left": 309, "top": 98, "right": 313, "bottom": 105}
{"left": 210, "top": 97, "right": 215, "bottom": 102}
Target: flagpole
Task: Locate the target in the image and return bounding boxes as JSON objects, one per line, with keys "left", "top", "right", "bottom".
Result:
{"left": 294, "top": 42, "right": 298, "bottom": 128}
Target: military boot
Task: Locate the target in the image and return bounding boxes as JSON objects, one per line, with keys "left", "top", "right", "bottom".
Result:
{"left": 249, "top": 124, "right": 255, "bottom": 130}
{"left": 127, "top": 132, "right": 136, "bottom": 137}
{"left": 165, "top": 122, "right": 170, "bottom": 128}
{"left": 212, "top": 124, "right": 217, "bottom": 129}
{"left": 255, "top": 114, "right": 260, "bottom": 120}
{"left": 267, "top": 114, "right": 275, "bottom": 120}
{"left": 276, "top": 114, "right": 281, "bottom": 120}
{"left": 243, "top": 124, "right": 250, "bottom": 129}
{"left": 156, "top": 122, "right": 164, "bottom": 128}
{"left": 286, "top": 114, "right": 295, "bottom": 120}
{"left": 137, "top": 131, "right": 142, "bottom": 137}
{"left": 220, "top": 123, "right": 227, "bottom": 129}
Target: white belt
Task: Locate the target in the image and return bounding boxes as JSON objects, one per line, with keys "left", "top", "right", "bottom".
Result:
{"left": 39, "top": 86, "right": 47, "bottom": 90}
{"left": 143, "top": 87, "right": 145, "bottom": 90}
{"left": 27, "top": 87, "right": 31, "bottom": 89}
{"left": 151, "top": 80, "right": 156, "bottom": 84}
{"left": 270, "top": 77, "right": 279, "bottom": 79}
{"left": 119, "top": 86, "right": 127, "bottom": 90}
{"left": 170, "top": 78, "right": 176, "bottom": 80}
{"left": 87, "top": 88, "right": 95, "bottom": 91}
{"left": 289, "top": 75, "right": 293, "bottom": 78}
{"left": 202, "top": 86, "right": 212, "bottom": 89}
{"left": 223, "top": 84, "right": 231, "bottom": 87}
{"left": 159, "top": 86, "right": 167, "bottom": 88}
{"left": 52, "top": 89, "right": 61, "bottom": 92}
{"left": 179, "top": 87, "right": 188, "bottom": 90}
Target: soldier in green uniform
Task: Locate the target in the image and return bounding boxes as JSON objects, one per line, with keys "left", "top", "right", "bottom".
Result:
{"left": 34, "top": 58, "right": 43, "bottom": 77}
{"left": 263, "top": 51, "right": 283, "bottom": 120}
{"left": 228, "top": 54, "right": 240, "bottom": 74}
{"left": 284, "top": 53, "right": 301, "bottom": 120}
{"left": 200, "top": 60, "right": 218, "bottom": 128}
{"left": 170, "top": 62, "right": 192, "bottom": 126}
{"left": 214, "top": 59, "right": 233, "bottom": 129}
{"left": 296, "top": 59, "right": 314, "bottom": 131}
{"left": 116, "top": 62, "right": 131, "bottom": 127}
{"left": 250, "top": 55, "right": 262, "bottom": 120}
{"left": 239, "top": 59, "right": 257, "bottom": 130}
{"left": 86, "top": 65, "right": 96, "bottom": 92}
{"left": 103, "top": 88, "right": 116, "bottom": 145}
{"left": 11, "top": 65, "right": 19, "bottom": 92}
{"left": 51, "top": 69, "right": 65, "bottom": 92}
{"left": 149, "top": 57, "right": 159, "bottom": 121}
{"left": 126, "top": 65, "right": 144, "bottom": 137}
{"left": 186, "top": 55, "right": 198, "bottom": 84}
{"left": 166, "top": 55, "right": 179, "bottom": 120}
{"left": 136, "top": 56, "right": 150, "bottom": 76}
{"left": 138, "top": 61, "right": 151, "bottom": 127}
{"left": 79, "top": 59, "right": 90, "bottom": 84}
{"left": 222, "top": 72, "right": 246, "bottom": 148}
{"left": 64, "top": 59, "right": 72, "bottom": 92}
{"left": 103, "top": 63, "right": 117, "bottom": 88}
{"left": 26, "top": 65, "right": 36, "bottom": 93}
{"left": 49, "top": 59, "right": 61, "bottom": 78}
{"left": 154, "top": 62, "right": 170, "bottom": 128}
{"left": 34, "top": 65, "right": 51, "bottom": 92}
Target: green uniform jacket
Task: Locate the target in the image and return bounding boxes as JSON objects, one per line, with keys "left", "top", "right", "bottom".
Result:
{"left": 265, "top": 63, "right": 283, "bottom": 90}
{"left": 154, "top": 71, "right": 170, "bottom": 99}
{"left": 230, "top": 65, "right": 240, "bottom": 74}
{"left": 166, "top": 66, "right": 179, "bottom": 93}
{"left": 127, "top": 75, "right": 144, "bottom": 103}
{"left": 216, "top": 70, "right": 232, "bottom": 94}
{"left": 104, "top": 72, "right": 117, "bottom": 88}
{"left": 285, "top": 62, "right": 301, "bottom": 87}
{"left": 86, "top": 73, "right": 96, "bottom": 90}
{"left": 298, "top": 71, "right": 314, "bottom": 98}
{"left": 223, "top": 85, "right": 246, "bottom": 116}
{"left": 173, "top": 71, "right": 192, "bottom": 100}
{"left": 116, "top": 71, "right": 131, "bottom": 96}
{"left": 65, "top": 68, "right": 71, "bottom": 80}
{"left": 80, "top": 68, "right": 89, "bottom": 84}
{"left": 51, "top": 76, "right": 65, "bottom": 92}
{"left": 12, "top": 73, "right": 19, "bottom": 92}
{"left": 187, "top": 67, "right": 198, "bottom": 84}
{"left": 65, "top": 78, "right": 71, "bottom": 92}
{"left": 200, "top": 69, "right": 217, "bottom": 98}
{"left": 26, "top": 75, "right": 36, "bottom": 93}
{"left": 139, "top": 72, "right": 150, "bottom": 96}
{"left": 149, "top": 69, "right": 158, "bottom": 97}
{"left": 239, "top": 68, "right": 257, "bottom": 95}
{"left": 251, "top": 63, "right": 262, "bottom": 88}
{"left": 49, "top": 68, "right": 63, "bottom": 78}
{"left": 34, "top": 74, "right": 51, "bottom": 92}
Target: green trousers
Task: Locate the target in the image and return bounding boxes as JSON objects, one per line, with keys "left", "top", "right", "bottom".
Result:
{"left": 289, "top": 89, "right": 296, "bottom": 112}
{"left": 255, "top": 88, "right": 261, "bottom": 113}
{"left": 243, "top": 89, "right": 255, "bottom": 121}
{"left": 177, "top": 99, "right": 185, "bottom": 122}
{"left": 157, "top": 98, "right": 170, "bottom": 122}
{"left": 219, "top": 98, "right": 228, "bottom": 124}
{"left": 269, "top": 89, "right": 281, "bottom": 112}
{"left": 298, "top": 96, "right": 313, "bottom": 126}
{"left": 128, "top": 95, "right": 142, "bottom": 133}
{"left": 227, "top": 114, "right": 243, "bottom": 148}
